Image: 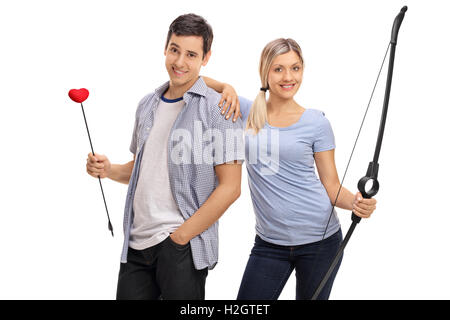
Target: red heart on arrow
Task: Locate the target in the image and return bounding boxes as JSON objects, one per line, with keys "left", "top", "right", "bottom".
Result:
{"left": 68, "top": 88, "right": 89, "bottom": 103}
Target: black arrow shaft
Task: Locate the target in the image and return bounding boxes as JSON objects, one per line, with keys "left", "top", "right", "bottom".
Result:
{"left": 80, "top": 102, "right": 114, "bottom": 237}
{"left": 80, "top": 102, "right": 96, "bottom": 157}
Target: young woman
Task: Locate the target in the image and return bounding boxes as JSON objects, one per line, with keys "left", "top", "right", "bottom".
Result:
{"left": 204, "top": 38, "right": 377, "bottom": 300}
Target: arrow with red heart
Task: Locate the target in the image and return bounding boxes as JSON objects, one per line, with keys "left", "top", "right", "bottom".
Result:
{"left": 69, "top": 88, "right": 89, "bottom": 103}
{"left": 68, "top": 88, "right": 114, "bottom": 237}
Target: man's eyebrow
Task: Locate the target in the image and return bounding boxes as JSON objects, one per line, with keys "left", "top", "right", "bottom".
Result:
{"left": 168, "top": 42, "right": 199, "bottom": 55}
{"left": 187, "top": 50, "right": 199, "bottom": 56}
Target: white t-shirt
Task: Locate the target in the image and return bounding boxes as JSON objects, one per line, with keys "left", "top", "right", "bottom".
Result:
{"left": 129, "top": 96, "right": 185, "bottom": 250}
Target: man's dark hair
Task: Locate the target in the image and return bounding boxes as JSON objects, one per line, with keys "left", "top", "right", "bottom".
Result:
{"left": 165, "top": 13, "right": 213, "bottom": 58}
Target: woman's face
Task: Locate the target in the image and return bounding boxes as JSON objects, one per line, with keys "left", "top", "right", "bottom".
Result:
{"left": 267, "top": 50, "right": 303, "bottom": 100}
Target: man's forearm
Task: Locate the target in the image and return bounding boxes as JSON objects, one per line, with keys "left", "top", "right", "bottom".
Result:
{"left": 108, "top": 161, "right": 134, "bottom": 185}
{"left": 171, "top": 183, "right": 240, "bottom": 244}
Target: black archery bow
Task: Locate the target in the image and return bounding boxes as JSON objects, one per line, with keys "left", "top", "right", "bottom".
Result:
{"left": 311, "top": 6, "right": 408, "bottom": 300}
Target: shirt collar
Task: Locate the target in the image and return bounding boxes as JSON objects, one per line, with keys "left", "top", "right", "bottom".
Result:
{"left": 154, "top": 77, "right": 208, "bottom": 100}
{"left": 185, "top": 76, "right": 208, "bottom": 97}
{"left": 154, "top": 81, "right": 170, "bottom": 98}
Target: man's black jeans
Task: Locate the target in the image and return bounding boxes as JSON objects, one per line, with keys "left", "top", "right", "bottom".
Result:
{"left": 116, "top": 236, "right": 208, "bottom": 300}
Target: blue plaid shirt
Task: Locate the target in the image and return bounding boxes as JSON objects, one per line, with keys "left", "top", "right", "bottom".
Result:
{"left": 121, "top": 77, "right": 245, "bottom": 270}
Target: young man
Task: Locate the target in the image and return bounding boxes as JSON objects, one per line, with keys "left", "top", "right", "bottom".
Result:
{"left": 86, "top": 14, "right": 244, "bottom": 300}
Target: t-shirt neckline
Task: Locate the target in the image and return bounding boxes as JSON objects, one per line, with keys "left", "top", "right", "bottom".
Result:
{"left": 266, "top": 108, "right": 309, "bottom": 131}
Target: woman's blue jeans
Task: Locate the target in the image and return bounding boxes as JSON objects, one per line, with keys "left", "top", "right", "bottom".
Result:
{"left": 237, "top": 229, "right": 343, "bottom": 300}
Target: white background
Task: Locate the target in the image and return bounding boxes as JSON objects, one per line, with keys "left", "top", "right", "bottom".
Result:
{"left": 0, "top": 0, "right": 449, "bottom": 300}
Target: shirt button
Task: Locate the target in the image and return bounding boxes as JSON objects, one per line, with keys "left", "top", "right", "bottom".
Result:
{"left": 146, "top": 127, "right": 150, "bottom": 131}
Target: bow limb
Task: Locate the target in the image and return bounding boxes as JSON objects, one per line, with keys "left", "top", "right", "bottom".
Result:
{"left": 311, "top": 6, "right": 408, "bottom": 300}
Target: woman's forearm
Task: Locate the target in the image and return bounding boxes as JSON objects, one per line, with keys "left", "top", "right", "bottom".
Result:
{"left": 202, "top": 76, "right": 226, "bottom": 92}
{"left": 325, "top": 184, "right": 355, "bottom": 211}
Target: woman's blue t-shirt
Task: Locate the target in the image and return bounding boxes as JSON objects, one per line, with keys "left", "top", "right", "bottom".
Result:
{"left": 238, "top": 97, "right": 340, "bottom": 246}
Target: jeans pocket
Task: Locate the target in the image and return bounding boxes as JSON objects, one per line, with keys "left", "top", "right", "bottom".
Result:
{"left": 167, "top": 235, "right": 190, "bottom": 250}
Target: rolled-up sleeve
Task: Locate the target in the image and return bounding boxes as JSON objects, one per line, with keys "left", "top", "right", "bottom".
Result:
{"left": 129, "top": 117, "right": 139, "bottom": 155}
{"left": 129, "top": 94, "right": 153, "bottom": 154}
{"left": 210, "top": 104, "right": 245, "bottom": 166}
{"left": 238, "top": 96, "right": 253, "bottom": 125}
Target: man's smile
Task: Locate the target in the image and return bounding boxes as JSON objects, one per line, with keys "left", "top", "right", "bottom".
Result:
{"left": 172, "top": 67, "right": 188, "bottom": 76}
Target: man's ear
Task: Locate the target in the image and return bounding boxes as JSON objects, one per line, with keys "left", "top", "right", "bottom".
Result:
{"left": 202, "top": 50, "right": 212, "bottom": 66}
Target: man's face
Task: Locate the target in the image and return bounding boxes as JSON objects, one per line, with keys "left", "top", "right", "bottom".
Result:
{"left": 164, "top": 34, "right": 211, "bottom": 90}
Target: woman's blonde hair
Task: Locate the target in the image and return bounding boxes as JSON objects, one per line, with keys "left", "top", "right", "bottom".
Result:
{"left": 246, "top": 38, "right": 304, "bottom": 134}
